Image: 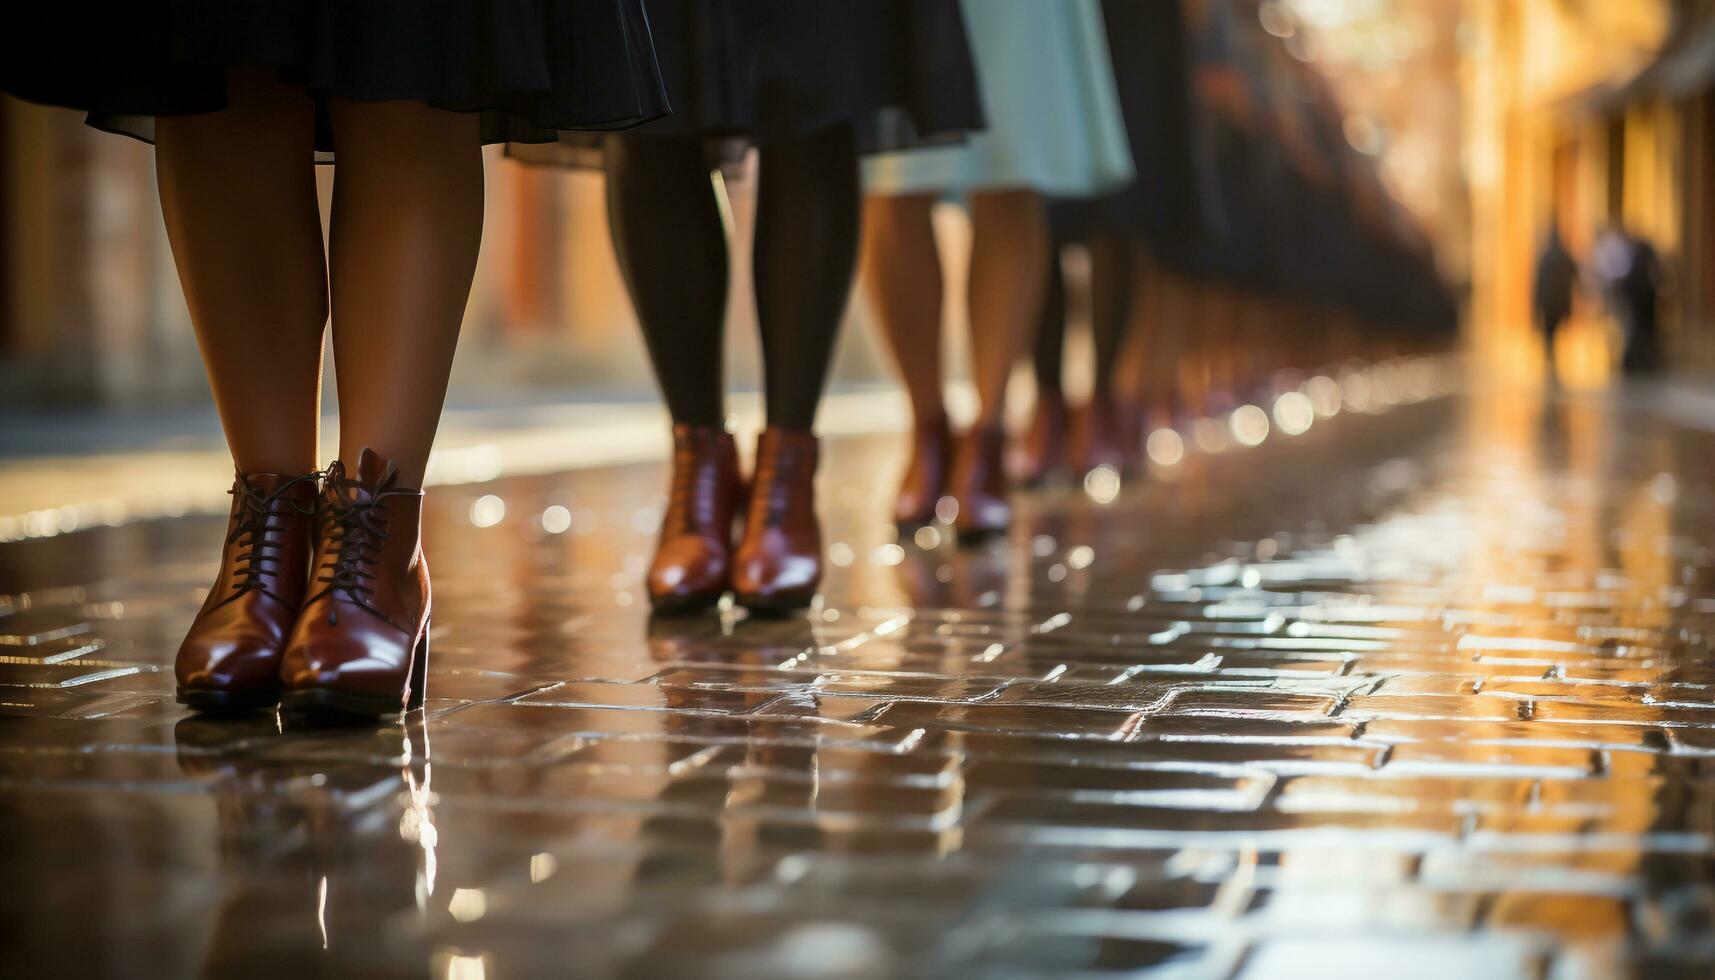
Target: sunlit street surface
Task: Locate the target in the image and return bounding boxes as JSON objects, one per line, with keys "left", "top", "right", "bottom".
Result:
{"left": 7, "top": 367, "right": 1715, "bottom": 978}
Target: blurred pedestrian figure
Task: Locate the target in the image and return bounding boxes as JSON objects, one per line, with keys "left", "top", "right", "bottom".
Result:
{"left": 1532, "top": 220, "right": 1578, "bottom": 379}
{"left": 1617, "top": 232, "right": 1664, "bottom": 375}
{"left": 861, "top": 0, "right": 1133, "bottom": 538}
{"left": 1, "top": 7, "right": 669, "bottom": 718}
{"left": 1593, "top": 225, "right": 1664, "bottom": 376}
{"left": 512, "top": 1, "right": 985, "bottom": 613}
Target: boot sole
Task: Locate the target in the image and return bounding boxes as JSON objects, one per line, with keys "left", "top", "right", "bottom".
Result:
{"left": 735, "top": 592, "right": 815, "bottom": 617}
{"left": 177, "top": 688, "right": 279, "bottom": 714}
{"left": 648, "top": 592, "right": 726, "bottom": 615}
{"left": 279, "top": 688, "right": 406, "bottom": 722}
{"left": 278, "top": 621, "right": 430, "bottom": 724}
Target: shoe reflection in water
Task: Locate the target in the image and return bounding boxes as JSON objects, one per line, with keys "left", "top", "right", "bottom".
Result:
{"left": 623, "top": 611, "right": 972, "bottom": 973}
{"left": 173, "top": 712, "right": 434, "bottom": 976}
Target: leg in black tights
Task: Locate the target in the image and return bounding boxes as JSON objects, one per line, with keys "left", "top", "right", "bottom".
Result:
{"left": 1033, "top": 242, "right": 1068, "bottom": 396}
{"left": 1087, "top": 236, "right": 1135, "bottom": 400}
{"left": 754, "top": 124, "right": 861, "bottom": 430}
{"left": 604, "top": 135, "right": 729, "bottom": 427}
{"left": 1031, "top": 235, "right": 1131, "bottom": 398}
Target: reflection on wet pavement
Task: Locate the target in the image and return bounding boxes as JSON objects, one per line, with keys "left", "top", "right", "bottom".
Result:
{"left": 6, "top": 376, "right": 1715, "bottom": 978}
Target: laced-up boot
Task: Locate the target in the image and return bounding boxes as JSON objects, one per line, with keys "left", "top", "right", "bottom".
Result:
{"left": 175, "top": 470, "right": 319, "bottom": 712}
{"left": 280, "top": 449, "right": 430, "bottom": 719}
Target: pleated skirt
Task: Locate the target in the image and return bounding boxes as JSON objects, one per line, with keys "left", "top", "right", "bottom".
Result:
{"left": 1050, "top": 0, "right": 1201, "bottom": 245}
{"left": 507, "top": 0, "right": 985, "bottom": 169}
{"left": 0, "top": 1, "right": 671, "bottom": 160}
{"left": 863, "top": 0, "right": 1134, "bottom": 198}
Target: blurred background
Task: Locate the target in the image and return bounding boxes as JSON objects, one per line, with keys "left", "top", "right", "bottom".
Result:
{"left": 0, "top": 0, "right": 1709, "bottom": 515}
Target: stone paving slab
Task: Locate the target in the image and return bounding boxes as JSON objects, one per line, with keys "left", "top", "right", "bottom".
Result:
{"left": 6, "top": 375, "right": 1715, "bottom": 977}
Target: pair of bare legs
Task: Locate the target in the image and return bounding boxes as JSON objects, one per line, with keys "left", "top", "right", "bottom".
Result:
{"left": 155, "top": 68, "right": 484, "bottom": 487}
{"left": 860, "top": 189, "right": 1048, "bottom": 436}
{"left": 1114, "top": 258, "right": 1198, "bottom": 427}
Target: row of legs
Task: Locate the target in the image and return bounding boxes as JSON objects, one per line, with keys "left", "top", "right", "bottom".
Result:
{"left": 162, "top": 77, "right": 881, "bottom": 717}
{"left": 1022, "top": 241, "right": 1379, "bottom": 484}
{"left": 163, "top": 73, "right": 1416, "bottom": 719}
{"left": 164, "top": 74, "right": 479, "bottom": 720}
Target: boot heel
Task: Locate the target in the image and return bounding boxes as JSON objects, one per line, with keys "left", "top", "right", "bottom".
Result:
{"left": 405, "top": 621, "right": 429, "bottom": 711}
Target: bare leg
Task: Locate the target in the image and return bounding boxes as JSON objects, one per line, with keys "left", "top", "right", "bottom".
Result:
{"left": 861, "top": 193, "right": 946, "bottom": 424}
{"left": 325, "top": 98, "right": 484, "bottom": 486}
{"left": 966, "top": 189, "right": 1049, "bottom": 430}
{"left": 1113, "top": 256, "right": 1154, "bottom": 410}
{"left": 155, "top": 68, "right": 327, "bottom": 475}
{"left": 1144, "top": 266, "right": 1186, "bottom": 417}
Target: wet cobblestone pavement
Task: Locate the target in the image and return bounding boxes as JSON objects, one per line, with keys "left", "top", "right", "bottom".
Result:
{"left": 8, "top": 375, "right": 1715, "bottom": 978}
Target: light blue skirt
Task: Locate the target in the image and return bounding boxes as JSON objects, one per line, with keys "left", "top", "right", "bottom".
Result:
{"left": 863, "top": 0, "right": 1134, "bottom": 198}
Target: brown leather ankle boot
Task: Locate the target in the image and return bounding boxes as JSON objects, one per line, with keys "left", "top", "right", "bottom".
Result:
{"left": 176, "top": 470, "right": 319, "bottom": 712}
{"left": 951, "top": 425, "right": 1012, "bottom": 540}
{"left": 894, "top": 413, "right": 952, "bottom": 528}
{"left": 279, "top": 449, "right": 430, "bottom": 719}
{"left": 732, "top": 427, "right": 821, "bottom": 614}
{"left": 649, "top": 424, "right": 742, "bottom": 612}
{"left": 1015, "top": 388, "right": 1069, "bottom": 487}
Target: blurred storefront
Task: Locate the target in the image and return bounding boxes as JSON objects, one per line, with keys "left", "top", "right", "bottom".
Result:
{"left": 1461, "top": 0, "right": 1715, "bottom": 384}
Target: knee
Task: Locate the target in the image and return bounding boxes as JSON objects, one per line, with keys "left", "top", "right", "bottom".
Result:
{"left": 326, "top": 97, "right": 480, "bottom": 147}
{"left": 761, "top": 123, "right": 856, "bottom": 171}
{"left": 605, "top": 135, "right": 709, "bottom": 191}
{"left": 970, "top": 188, "right": 1042, "bottom": 216}
{"left": 863, "top": 193, "right": 934, "bottom": 238}
{"left": 969, "top": 189, "right": 1046, "bottom": 238}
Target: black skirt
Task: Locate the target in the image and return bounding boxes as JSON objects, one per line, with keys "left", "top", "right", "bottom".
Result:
{"left": 1051, "top": 0, "right": 1200, "bottom": 247}
{"left": 508, "top": 0, "right": 984, "bottom": 168}
{"left": 0, "top": 1, "right": 670, "bottom": 159}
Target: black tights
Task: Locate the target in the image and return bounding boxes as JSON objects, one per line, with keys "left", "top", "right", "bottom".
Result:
{"left": 1033, "top": 234, "right": 1133, "bottom": 399}
{"left": 604, "top": 124, "right": 860, "bottom": 430}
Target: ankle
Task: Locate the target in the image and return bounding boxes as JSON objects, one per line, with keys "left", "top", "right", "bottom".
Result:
{"left": 232, "top": 457, "right": 319, "bottom": 479}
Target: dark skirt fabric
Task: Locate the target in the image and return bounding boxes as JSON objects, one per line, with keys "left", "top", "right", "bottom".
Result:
{"left": 1050, "top": 0, "right": 1199, "bottom": 246}
{"left": 508, "top": 0, "right": 984, "bottom": 168}
{"left": 0, "top": 2, "right": 671, "bottom": 159}
{"left": 1182, "top": 117, "right": 1271, "bottom": 287}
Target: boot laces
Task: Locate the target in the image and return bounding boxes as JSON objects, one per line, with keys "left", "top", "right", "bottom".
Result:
{"left": 307, "top": 469, "right": 408, "bottom": 624}
{"left": 228, "top": 472, "right": 318, "bottom": 599}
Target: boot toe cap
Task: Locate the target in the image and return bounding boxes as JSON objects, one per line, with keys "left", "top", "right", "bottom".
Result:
{"left": 647, "top": 537, "right": 731, "bottom": 601}
{"left": 732, "top": 546, "right": 821, "bottom": 601}
{"left": 175, "top": 611, "right": 287, "bottom": 692}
